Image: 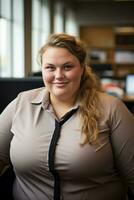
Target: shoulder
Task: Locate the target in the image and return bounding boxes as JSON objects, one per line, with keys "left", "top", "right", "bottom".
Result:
{"left": 98, "top": 91, "right": 128, "bottom": 116}
{"left": 9, "top": 87, "right": 47, "bottom": 119}
{"left": 97, "top": 91, "right": 133, "bottom": 120}
{"left": 17, "top": 87, "right": 46, "bottom": 103}
{"left": 98, "top": 91, "right": 124, "bottom": 108}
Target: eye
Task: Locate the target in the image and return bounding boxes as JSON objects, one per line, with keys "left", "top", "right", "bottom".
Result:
{"left": 44, "top": 65, "right": 56, "bottom": 71}
{"left": 64, "top": 65, "right": 73, "bottom": 71}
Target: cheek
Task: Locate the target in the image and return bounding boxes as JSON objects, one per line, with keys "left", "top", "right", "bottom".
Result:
{"left": 69, "top": 69, "right": 83, "bottom": 82}
{"left": 42, "top": 72, "right": 54, "bottom": 84}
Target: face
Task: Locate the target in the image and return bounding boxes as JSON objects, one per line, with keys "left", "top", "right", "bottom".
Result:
{"left": 41, "top": 47, "right": 83, "bottom": 103}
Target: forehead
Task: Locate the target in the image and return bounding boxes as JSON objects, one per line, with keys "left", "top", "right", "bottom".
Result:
{"left": 42, "top": 47, "right": 79, "bottom": 63}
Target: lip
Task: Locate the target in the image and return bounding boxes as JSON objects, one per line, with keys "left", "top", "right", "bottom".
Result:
{"left": 53, "top": 81, "right": 69, "bottom": 84}
{"left": 53, "top": 82, "right": 69, "bottom": 86}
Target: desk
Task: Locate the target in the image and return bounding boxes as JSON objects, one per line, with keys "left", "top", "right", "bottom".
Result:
{"left": 123, "top": 95, "right": 134, "bottom": 102}
{"left": 123, "top": 96, "right": 134, "bottom": 114}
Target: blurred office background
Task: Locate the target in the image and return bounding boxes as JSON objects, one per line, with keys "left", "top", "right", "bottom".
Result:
{"left": 0, "top": 2, "right": 134, "bottom": 199}
{"left": 0, "top": 0, "right": 134, "bottom": 113}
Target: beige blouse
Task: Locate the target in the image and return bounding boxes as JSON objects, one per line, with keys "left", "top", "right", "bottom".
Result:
{"left": 0, "top": 87, "right": 134, "bottom": 200}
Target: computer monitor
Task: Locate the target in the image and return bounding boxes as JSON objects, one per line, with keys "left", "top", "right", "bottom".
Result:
{"left": 125, "top": 74, "right": 134, "bottom": 96}
{"left": 0, "top": 77, "right": 44, "bottom": 113}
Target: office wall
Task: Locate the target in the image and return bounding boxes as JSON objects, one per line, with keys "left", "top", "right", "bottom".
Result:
{"left": 73, "top": 2, "right": 134, "bottom": 26}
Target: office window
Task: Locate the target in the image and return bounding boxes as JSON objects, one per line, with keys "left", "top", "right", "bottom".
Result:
{"left": 12, "top": 0, "right": 24, "bottom": 77}
{"left": 54, "top": 1, "right": 64, "bottom": 33}
{"left": 65, "top": 9, "right": 78, "bottom": 36}
{"left": 0, "top": 18, "right": 11, "bottom": 76}
{"left": 32, "top": 0, "right": 50, "bottom": 72}
{"left": 0, "top": 0, "right": 24, "bottom": 77}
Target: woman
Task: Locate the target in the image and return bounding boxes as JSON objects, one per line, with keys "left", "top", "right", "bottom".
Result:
{"left": 0, "top": 33, "right": 134, "bottom": 200}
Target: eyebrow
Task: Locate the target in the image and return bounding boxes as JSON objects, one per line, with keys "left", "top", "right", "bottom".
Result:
{"left": 45, "top": 63, "right": 54, "bottom": 66}
{"left": 45, "top": 61, "right": 73, "bottom": 66}
{"left": 63, "top": 62, "right": 73, "bottom": 65}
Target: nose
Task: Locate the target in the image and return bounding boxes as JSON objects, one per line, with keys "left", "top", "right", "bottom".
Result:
{"left": 55, "top": 68, "right": 64, "bottom": 79}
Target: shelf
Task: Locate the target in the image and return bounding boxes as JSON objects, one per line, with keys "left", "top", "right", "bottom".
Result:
{"left": 80, "top": 25, "right": 134, "bottom": 77}
{"left": 114, "top": 63, "right": 134, "bottom": 66}
{"left": 115, "top": 35, "right": 134, "bottom": 45}
{"left": 115, "top": 45, "right": 134, "bottom": 49}
{"left": 114, "top": 26, "right": 134, "bottom": 34}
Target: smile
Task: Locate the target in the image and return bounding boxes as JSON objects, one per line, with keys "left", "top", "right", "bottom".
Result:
{"left": 53, "top": 81, "right": 69, "bottom": 84}
{"left": 53, "top": 82, "right": 69, "bottom": 86}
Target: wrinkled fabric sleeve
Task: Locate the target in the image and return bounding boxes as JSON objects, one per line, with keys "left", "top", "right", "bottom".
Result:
{"left": 110, "top": 98, "right": 134, "bottom": 195}
{"left": 0, "top": 98, "right": 17, "bottom": 175}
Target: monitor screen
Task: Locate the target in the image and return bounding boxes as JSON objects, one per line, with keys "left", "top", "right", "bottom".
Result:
{"left": 0, "top": 77, "right": 44, "bottom": 113}
{"left": 125, "top": 74, "right": 134, "bottom": 96}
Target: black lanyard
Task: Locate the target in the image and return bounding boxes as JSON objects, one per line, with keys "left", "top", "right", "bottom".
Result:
{"left": 48, "top": 108, "right": 78, "bottom": 200}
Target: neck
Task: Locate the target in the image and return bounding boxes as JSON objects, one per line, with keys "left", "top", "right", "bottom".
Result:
{"left": 50, "top": 95, "right": 77, "bottom": 119}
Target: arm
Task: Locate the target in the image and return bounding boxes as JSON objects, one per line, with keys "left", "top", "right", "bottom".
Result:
{"left": 0, "top": 99, "right": 17, "bottom": 175}
{"left": 110, "top": 98, "right": 134, "bottom": 195}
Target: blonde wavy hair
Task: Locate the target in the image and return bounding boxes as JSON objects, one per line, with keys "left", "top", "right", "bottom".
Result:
{"left": 37, "top": 33, "right": 101, "bottom": 144}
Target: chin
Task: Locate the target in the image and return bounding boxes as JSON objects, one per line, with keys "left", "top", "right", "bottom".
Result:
{"left": 52, "top": 91, "right": 69, "bottom": 99}
{"left": 52, "top": 88, "right": 67, "bottom": 95}
{"left": 54, "top": 92, "right": 67, "bottom": 98}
